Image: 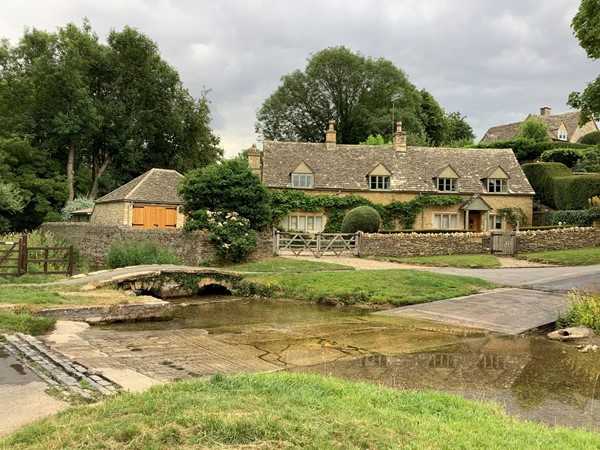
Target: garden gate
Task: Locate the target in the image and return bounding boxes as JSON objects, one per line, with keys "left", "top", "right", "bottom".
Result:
{"left": 0, "top": 235, "right": 74, "bottom": 276}
{"left": 491, "top": 231, "right": 516, "bottom": 255}
{"left": 274, "top": 231, "right": 360, "bottom": 258}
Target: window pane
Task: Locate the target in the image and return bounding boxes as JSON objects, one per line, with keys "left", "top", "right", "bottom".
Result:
{"left": 290, "top": 216, "right": 297, "bottom": 229}
{"left": 307, "top": 217, "right": 314, "bottom": 230}
{"left": 450, "top": 215, "right": 457, "bottom": 228}
{"left": 315, "top": 217, "right": 323, "bottom": 231}
{"left": 434, "top": 215, "right": 441, "bottom": 228}
{"left": 442, "top": 215, "right": 449, "bottom": 228}
{"left": 299, "top": 216, "right": 306, "bottom": 230}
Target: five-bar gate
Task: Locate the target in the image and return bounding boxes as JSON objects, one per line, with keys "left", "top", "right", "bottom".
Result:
{"left": 0, "top": 235, "right": 74, "bottom": 277}
{"left": 274, "top": 231, "right": 360, "bottom": 258}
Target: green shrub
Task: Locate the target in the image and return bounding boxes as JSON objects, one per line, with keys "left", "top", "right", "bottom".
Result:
{"left": 522, "top": 162, "right": 572, "bottom": 208}
{"left": 579, "top": 131, "right": 600, "bottom": 145}
{"left": 206, "top": 211, "right": 258, "bottom": 263}
{"left": 61, "top": 196, "right": 95, "bottom": 221}
{"left": 473, "top": 138, "right": 589, "bottom": 163}
{"left": 341, "top": 206, "right": 381, "bottom": 233}
{"left": 548, "top": 208, "right": 600, "bottom": 226}
{"left": 553, "top": 174, "right": 600, "bottom": 209}
{"left": 573, "top": 146, "right": 600, "bottom": 173}
{"left": 539, "top": 148, "right": 584, "bottom": 168}
{"left": 107, "top": 239, "right": 180, "bottom": 268}
{"left": 559, "top": 291, "right": 600, "bottom": 333}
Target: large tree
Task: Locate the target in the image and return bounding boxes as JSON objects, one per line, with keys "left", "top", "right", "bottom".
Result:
{"left": 0, "top": 21, "right": 222, "bottom": 203}
{"left": 256, "top": 46, "right": 473, "bottom": 146}
{"left": 568, "top": 0, "right": 600, "bottom": 123}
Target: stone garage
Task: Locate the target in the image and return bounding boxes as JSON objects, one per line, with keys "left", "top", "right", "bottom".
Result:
{"left": 91, "top": 168, "right": 186, "bottom": 229}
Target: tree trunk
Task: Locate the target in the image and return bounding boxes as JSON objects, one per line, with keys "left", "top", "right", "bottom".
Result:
{"left": 67, "top": 140, "right": 75, "bottom": 202}
{"left": 89, "top": 154, "right": 112, "bottom": 200}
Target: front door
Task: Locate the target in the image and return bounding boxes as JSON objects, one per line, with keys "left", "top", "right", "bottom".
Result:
{"left": 468, "top": 211, "right": 481, "bottom": 231}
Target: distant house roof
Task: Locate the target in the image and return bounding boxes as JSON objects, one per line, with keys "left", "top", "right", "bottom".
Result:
{"left": 261, "top": 142, "right": 535, "bottom": 196}
{"left": 95, "top": 168, "right": 183, "bottom": 204}
{"left": 481, "top": 108, "right": 594, "bottom": 143}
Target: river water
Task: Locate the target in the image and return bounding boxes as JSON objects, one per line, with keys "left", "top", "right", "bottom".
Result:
{"left": 100, "top": 296, "right": 600, "bottom": 432}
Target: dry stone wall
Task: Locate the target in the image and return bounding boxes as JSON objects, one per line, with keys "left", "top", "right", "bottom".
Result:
{"left": 360, "top": 232, "right": 491, "bottom": 258}
{"left": 516, "top": 227, "right": 600, "bottom": 253}
{"left": 40, "top": 223, "right": 272, "bottom": 267}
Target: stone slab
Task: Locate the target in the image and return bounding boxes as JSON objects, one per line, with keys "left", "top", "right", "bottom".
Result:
{"left": 374, "top": 288, "right": 568, "bottom": 335}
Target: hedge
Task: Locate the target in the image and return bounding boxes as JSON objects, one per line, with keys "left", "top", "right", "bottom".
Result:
{"left": 522, "top": 162, "right": 572, "bottom": 208}
{"left": 553, "top": 174, "right": 600, "bottom": 210}
{"left": 473, "top": 138, "right": 589, "bottom": 163}
{"left": 548, "top": 209, "right": 600, "bottom": 227}
{"left": 580, "top": 131, "right": 600, "bottom": 145}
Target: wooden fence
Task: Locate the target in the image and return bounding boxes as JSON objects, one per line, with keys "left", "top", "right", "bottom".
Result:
{"left": 0, "top": 235, "right": 73, "bottom": 277}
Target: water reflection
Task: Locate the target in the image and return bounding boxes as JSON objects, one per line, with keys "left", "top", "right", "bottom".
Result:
{"left": 100, "top": 297, "right": 600, "bottom": 431}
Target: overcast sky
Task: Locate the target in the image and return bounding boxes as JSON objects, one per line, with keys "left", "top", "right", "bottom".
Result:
{"left": 1, "top": 0, "right": 597, "bottom": 157}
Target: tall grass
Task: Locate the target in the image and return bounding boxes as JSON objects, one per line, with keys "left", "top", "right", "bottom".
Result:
{"left": 107, "top": 239, "right": 180, "bottom": 268}
{"left": 560, "top": 290, "right": 600, "bottom": 332}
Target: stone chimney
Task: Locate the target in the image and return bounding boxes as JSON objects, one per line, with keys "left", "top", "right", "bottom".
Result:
{"left": 247, "top": 143, "right": 262, "bottom": 178}
{"left": 392, "top": 122, "right": 407, "bottom": 151}
{"left": 325, "top": 119, "right": 336, "bottom": 149}
{"left": 540, "top": 106, "right": 552, "bottom": 117}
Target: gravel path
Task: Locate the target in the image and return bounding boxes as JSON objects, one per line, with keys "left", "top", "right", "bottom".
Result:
{"left": 280, "top": 254, "right": 547, "bottom": 270}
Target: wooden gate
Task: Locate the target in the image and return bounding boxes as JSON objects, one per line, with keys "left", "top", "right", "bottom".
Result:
{"left": 491, "top": 231, "right": 516, "bottom": 255}
{"left": 274, "top": 231, "right": 360, "bottom": 258}
{"left": 0, "top": 238, "right": 24, "bottom": 276}
{"left": 0, "top": 235, "right": 73, "bottom": 277}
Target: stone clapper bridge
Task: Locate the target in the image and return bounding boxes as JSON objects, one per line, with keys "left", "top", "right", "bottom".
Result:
{"left": 37, "top": 266, "right": 244, "bottom": 323}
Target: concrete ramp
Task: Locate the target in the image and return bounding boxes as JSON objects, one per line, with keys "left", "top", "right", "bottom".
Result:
{"left": 374, "top": 288, "right": 568, "bottom": 335}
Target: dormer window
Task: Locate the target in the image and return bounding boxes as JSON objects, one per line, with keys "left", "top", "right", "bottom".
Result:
{"left": 487, "top": 179, "right": 508, "bottom": 193}
{"left": 435, "top": 165, "right": 460, "bottom": 192}
{"left": 558, "top": 129, "right": 568, "bottom": 141}
{"left": 436, "top": 178, "right": 458, "bottom": 192}
{"left": 370, "top": 175, "right": 390, "bottom": 190}
{"left": 292, "top": 173, "right": 314, "bottom": 188}
{"left": 291, "top": 161, "right": 314, "bottom": 188}
{"left": 368, "top": 163, "right": 391, "bottom": 191}
{"left": 485, "top": 167, "right": 509, "bottom": 193}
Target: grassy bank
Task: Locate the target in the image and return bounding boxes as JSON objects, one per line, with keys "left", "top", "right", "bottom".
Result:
{"left": 379, "top": 254, "right": 502, "bottom": 268}
{"left": 518, "top": 247, "right": 600, "bottom": 266}
{"left": 560, "top": 290, "right": 600, "bottom": 333}
{"left": 226, "top": 257, "right": 354, "bottom": 272}
{"left": 241, "top": 269, "right": 494, "bottom": 306}
{"left": 3, "top": 372, "right": 598, "bottom": 449}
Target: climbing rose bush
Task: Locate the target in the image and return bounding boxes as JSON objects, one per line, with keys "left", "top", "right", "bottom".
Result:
{"left": 206, "top": 211, "right": 258, "bottom": 263}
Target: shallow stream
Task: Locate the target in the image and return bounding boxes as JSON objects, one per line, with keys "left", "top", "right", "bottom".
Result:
{"left": 100, "top": 296, "right": 600, "bottom": 432}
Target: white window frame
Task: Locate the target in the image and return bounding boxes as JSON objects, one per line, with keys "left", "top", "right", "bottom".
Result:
{"left": 436, "top": 178, "right": 458, "bottom": 192}
{"left": 558, "top": 129, "right": 568, "bottom": 141}
{"left": 488, "top": 214, "right": 503, "bottom": 231}
{"left": 369, "top": 175, "right": 390, "bottom": 190}
{"left": 487, "top": 178, "right": 508, "bottom": 193}
{"left": 433, "top": 213, "right": 458, "bottom": 230}
{"left": 291, "top": 173, "right": 314, "bottom": 188}
{"left": 283, "top": 213, "right": 325, "bottom": 232}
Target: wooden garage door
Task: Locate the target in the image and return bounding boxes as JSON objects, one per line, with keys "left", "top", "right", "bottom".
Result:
{"left": 132, "top": 205, "right": 177, "bottom": 229}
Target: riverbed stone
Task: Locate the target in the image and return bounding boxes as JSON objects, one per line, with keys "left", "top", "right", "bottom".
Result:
{"left": 547, "top": 326, "right": 594, "bottom": 341}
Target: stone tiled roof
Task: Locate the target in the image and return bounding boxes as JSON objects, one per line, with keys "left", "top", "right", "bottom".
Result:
{"left": 261, "top": 141, "right": 535, "bottom": 195}
{"left": 95, "top": 168, "right": 183, "bottom": 204}
{"left": 481, "top": 110, "right": 584, "bottom": 142}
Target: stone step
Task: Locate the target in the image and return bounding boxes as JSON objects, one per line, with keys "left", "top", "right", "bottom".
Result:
{"left": 2, "top": 333, "right": 120, "bottom": 399}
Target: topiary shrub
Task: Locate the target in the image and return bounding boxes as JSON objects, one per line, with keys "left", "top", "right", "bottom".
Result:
{"left": 341, "top": 206, "right": 381, "bottom": 233}
{"left": 579, "top": 131, "right": 600, "bottom": 145}
{"left": 540, "top": 148, "right": 585, "bottom": 168}
{"left": 553, "top": 174, "right": 600, "bottom": 209}
{"left": 548, "top": 208, "right": 600, "bottom": 226}
{"left": 522, "top": 162, "right": 572, "bottom": 208}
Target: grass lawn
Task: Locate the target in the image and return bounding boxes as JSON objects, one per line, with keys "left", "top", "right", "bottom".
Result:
{"left": 0, "top": 274, "right": 67, "bottom": 285}
{"left": 2, "top": 372, "right": 598, "bottom": 449}
{"left": 380, "top": 254, "right": 502, "bottom": 268}
{"left": 242, "top": 269, "right": 494, "bottom": 306}
{"left": 517, "top": 247, "right": 600, "bottom": 266}
{"left": 225, "top": 256, "right": 354, "bottom": 272}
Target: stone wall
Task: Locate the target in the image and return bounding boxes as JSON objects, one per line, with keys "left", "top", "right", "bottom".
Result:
{"left": 516, "top": 227, "right": 600, "bottom": 253}
{"left": 40, "top": 222, "right": 272, "bottom": 267}
{"left": 361, "top": 232, "right": 491, "bottom": 258}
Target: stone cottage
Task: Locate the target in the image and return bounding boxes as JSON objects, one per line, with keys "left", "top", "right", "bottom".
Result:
{"left": 249, "top": 121, "right": 535, "bottom": 232}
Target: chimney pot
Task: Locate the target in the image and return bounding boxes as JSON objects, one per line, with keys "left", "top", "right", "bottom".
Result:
{"left": 392, "top": 121, "right": 407, "bottom": 151}
{"left": 540, "top": 106, "right": 552, "bottom": 116}
{"left": 325, "top": 119, "right": 336, "bottom": 149}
